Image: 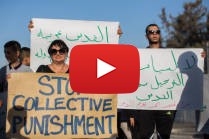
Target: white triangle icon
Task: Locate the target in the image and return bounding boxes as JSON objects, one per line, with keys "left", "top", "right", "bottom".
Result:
{"left": 97, "top": 58, "right": 116, "bottom": 78}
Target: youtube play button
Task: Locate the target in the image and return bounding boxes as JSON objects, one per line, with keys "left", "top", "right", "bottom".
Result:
{"left": 97, "top": 58, "right": 116, "bottom": 78}
{"left": 69, "top": 44, "right": 140, "bottom": 94}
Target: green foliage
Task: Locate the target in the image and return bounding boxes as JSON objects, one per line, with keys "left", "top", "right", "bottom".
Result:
{"left": 160, "top": 0, "right": 209, "bottom": 48}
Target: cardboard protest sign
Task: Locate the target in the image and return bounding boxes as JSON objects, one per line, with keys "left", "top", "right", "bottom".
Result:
{"left": 7, "top": 73, "right": 117, "bottom": 138}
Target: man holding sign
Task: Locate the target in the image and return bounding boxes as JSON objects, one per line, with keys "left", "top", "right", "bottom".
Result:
{"left": 130, "top": 24, "right": 176, "bottom": 139}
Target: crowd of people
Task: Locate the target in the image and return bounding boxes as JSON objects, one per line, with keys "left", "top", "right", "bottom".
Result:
{"left": 0, "top": 22, "right": 208, "bottom": 139}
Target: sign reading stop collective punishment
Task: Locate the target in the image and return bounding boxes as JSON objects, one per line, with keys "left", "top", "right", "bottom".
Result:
{"left": 7, "top": 73, "right": 117, "bottom": 139}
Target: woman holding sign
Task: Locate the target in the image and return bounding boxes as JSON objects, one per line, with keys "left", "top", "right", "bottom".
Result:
{"left": 36, "top": 39, "right": 69, "bottom": 73}
{"left": 28, "top": 21, "right": 69, "bottom": 73}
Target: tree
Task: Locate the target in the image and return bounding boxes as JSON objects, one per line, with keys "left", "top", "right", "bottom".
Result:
{"left": 160, "top": 0, "right": 209, "bottom": 48}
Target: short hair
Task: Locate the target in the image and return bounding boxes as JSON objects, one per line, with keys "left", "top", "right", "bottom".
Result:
{"left": 20, "top": 47, "right": 30, "bottom": 62}
{"left": 4, "top": 40, "right": 21, "bottom": 52}
{"left": 48, "top": 39, "right": 69, "bottom": 55}
{"left": 145, "top": 24, "right": 160, "bottom": 35}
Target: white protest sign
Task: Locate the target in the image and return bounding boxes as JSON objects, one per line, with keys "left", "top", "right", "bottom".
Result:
{"left": 31, "top": 18, "right": 119, "bottom": 71}
{"left": 118, "top": 48, "right": 204, "bottom": 110}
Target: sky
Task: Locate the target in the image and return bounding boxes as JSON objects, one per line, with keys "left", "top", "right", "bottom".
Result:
{"left": 0, "top": 0, "right": 209, "bottom": 68}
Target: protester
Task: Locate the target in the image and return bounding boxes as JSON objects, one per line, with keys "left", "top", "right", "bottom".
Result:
{"left": 0, "top": 40, "right": 32, "bottom": 138}
{"left": 36, "top": 39, "right": 69, "bottom": 73}
{"left": 131, "top": 24, "right": 176, "bottom": 139}
{"left": 29, "top": 20, "right": 122, "bottom": 139}
{"left": 20, "top": 47, "right": 30, "bottom": 66}
{"left": 0, "top": 40, "right": 32, "bottom": 103}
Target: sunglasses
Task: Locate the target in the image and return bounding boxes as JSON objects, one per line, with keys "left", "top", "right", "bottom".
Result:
{"left": 147, "top": 30, "right": 160, "bottom": 35}
{"left": 49, "top": 48, "right": 66, "bottom": 55}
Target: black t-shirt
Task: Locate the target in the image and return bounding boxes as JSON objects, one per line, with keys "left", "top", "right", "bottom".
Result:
{"left": 36, "top": 65, "right": 69, "bottom": 73}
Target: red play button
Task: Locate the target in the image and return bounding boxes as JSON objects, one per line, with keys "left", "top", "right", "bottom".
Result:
{"left": 69, "top": 44, "right": 140, "bottom": 94}
{"left": 97, "top": 58, "right": 116, "bottom": 78}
